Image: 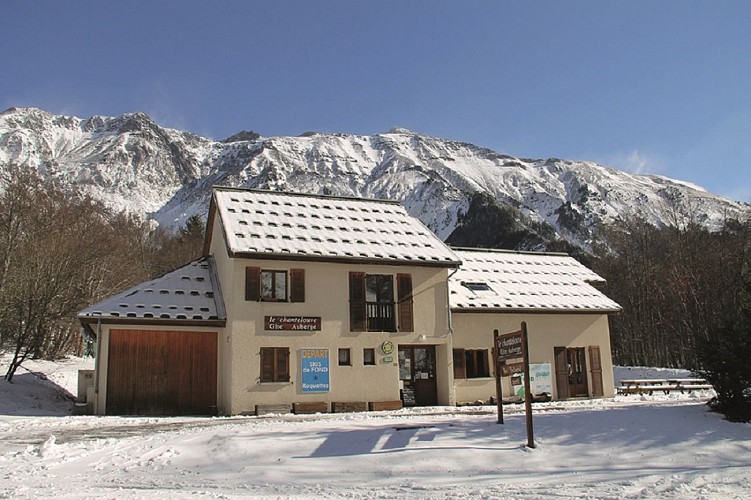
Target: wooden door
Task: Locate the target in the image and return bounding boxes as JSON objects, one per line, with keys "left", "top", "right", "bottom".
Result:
{"left": 398, "top": 346, "right": 437, "bottom": 406}
{"left": 106, "top": 329, "right": 217, "bottom": 415}
{"left": 567, "top": 347, "right": 589, "bottom": 397}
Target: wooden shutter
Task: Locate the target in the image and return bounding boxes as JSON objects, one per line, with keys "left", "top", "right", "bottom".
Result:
{"left": 349, "top": 272, "right": 366, "bottom": 331}
{"left": 589, "top": 345, "right": 604, "bottom": 397}
{"left": 290, "top": 269, "right": 305, "bottom": 303}
{"left": 245, "top": 267, "right": 261, "bottom": 301}
{"left": 554, "top": 346, "right": 570, "bottom": 400}
{"left": 397, "top": 273, "right": 414, "bottom": 332}
{"left": 277, "top": 348, "right": 290, "bottom": 382}
{"left": 260, "top": 347, "right": 290, "bottom": 382}
{"left": 453, "top": 349, "right": 466, "bottom": 379}
{"left": 260, "top": 347, "right": 274, "bottom": 382}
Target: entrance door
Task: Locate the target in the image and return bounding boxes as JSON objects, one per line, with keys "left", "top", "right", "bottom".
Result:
{"left": 398, "top": 346, "right": 437, "bottom": 406}
{"left": 554, "top": 346, "right": 589, "bottom": 399}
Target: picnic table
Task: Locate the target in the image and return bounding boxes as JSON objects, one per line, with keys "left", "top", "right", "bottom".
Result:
{"left": 618, "top": 378, "right": 712, "bottom": 395}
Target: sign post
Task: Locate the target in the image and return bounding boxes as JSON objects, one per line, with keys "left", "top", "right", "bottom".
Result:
{"left": 493, "top": 329, "right": 503, "bottom": 424}
{"left": 520, "top": 322, "right": 535, "bottom": 448}
{"left": 493, "top": 323, "right": 536, "bottom": 448}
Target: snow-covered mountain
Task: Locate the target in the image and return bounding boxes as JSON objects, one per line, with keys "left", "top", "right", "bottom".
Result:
{"left": 1, "top": 107, "right": 746, "bottom": 251}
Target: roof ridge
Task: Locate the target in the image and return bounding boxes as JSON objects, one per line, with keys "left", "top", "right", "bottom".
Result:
{"left": 211, "top": 185, "right": 403, "bottom": 206}
{"left": 451, "top": 247, "right": 570, "bottom": 257}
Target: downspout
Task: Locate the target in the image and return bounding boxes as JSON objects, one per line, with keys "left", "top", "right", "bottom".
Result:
{"left": 94, "top": 319, "right": 102, "bottom": 396}
{"left": 446, "top": 267, "right": 459, "bottom": 336}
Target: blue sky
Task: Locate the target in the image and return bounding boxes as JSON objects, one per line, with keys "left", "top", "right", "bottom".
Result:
{"left": 3, "top": 1, "right": 750, "bottom": 202}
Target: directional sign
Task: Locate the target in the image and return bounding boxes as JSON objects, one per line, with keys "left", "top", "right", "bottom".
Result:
{"left": 501, "top": 361, "right": 525, "bottom": 377}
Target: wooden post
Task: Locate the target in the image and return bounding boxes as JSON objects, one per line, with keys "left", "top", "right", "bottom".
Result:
{"left": 493, "top": 329, "right": 504, "bottom": 424}
{"left": 521, "top": 321, "right": 535, "bottom": 448}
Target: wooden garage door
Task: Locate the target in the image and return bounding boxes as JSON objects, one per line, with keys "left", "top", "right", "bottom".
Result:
{"left": 106, "top": 329, "right": 217, "bottom": 416}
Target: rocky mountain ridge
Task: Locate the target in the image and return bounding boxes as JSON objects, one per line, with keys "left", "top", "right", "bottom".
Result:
{"left": 1, "top": 107, "right": 746, "bottom": 252}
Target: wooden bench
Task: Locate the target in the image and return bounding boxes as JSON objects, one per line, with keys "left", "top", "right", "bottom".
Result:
{"left": 618, "top": 378, "right": 712, "bottom": 395}
{"left": 369, "top": 400, "right": 403, "bottom": 411}
{"left": 293, "top": 401, "right": 328, "bottom": 414}
{"left": 331, "top": 401, "right": 368, "bottom": 413}
{"left": 255, "top": 404, "right": 292, "bottom": 416}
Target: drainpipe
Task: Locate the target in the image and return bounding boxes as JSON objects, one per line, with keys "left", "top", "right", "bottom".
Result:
{"left": 94, "top": 319, "right": 102, "bottom": 396}
{"left": 446, "top": 267, "right": 459, "bottom": 336}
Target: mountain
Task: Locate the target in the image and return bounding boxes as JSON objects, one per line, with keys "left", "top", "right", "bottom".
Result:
{"left": 1, "top": 107, "right": 747, "bottom": 252}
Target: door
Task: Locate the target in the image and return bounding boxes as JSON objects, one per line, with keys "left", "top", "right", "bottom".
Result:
{"left": 106, "top": 329, "right": 218, "bottom": 415}
{"left": 398, "top": 346, "right": 437, "bottom": 406}
{"left": 554, "top": 346, "right": 589, "bottom": 399}
{"left": 567, "top": 347, "right": 588, "bottom": 397}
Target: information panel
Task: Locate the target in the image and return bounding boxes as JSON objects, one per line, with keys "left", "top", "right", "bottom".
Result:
{"left": 301, "top": 348, "right": 329, "bottom": 393}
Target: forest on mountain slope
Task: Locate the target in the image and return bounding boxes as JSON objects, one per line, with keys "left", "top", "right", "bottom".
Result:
{"left": 1, "top": 167, "right": 749, "bottom": 418}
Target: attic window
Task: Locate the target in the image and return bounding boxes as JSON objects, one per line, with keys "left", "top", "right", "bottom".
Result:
{"left": 463, "top": 282, "right": 493, "bottom": 292}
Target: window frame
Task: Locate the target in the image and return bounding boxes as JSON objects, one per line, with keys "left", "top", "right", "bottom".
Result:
{"left": 260, "top": 269, "right": 288, "bottom": 302}
{"left": 363, "top": 348, "right": 376, "bottom": 366}
{"left": 338, "top": 348, "right": 352, "bottom": 366}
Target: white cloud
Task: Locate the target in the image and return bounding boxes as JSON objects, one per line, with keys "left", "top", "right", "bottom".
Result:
{"left": 597, "top": 150, "right": 665, "bottom": 176}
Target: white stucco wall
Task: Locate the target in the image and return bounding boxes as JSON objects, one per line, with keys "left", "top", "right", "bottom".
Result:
{"left": 451, "top": 312, "right": 615, "bottom": 403}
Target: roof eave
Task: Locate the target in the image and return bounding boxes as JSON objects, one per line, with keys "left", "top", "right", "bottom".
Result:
{"left": 228, "top": 249, "right": 462, "bottom": 268}
{"left": 450, "top": 307, "right": 622, "bottom": 315}
{"left": 78, "top": 316, "right": 227, "bottom": 328}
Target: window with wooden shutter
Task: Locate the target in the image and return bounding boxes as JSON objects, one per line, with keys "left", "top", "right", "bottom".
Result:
{"left": 397, "top": 273, "right": 414, "bottom": 332}
{"left": 589, "top": 345, "right": 604, "bottom": 397}
{"left": 290, "top": 268, "right": 305, "bottom": 303}
{"left": 554, "top": 346, "right": 570, "bottom": 400}
{"left": 246, "top": 267, "right": 261, "bottom": 301}
{"left": 260, "top": 347, "right": 290, "bottom": 383}
{"left": 453, "top": 349, "right": 466, "bottom": 379}
{"left": 349, "top": 272, "right": 366, "bottom": 331}
{"left": 454, "top": 349, "right": 489, "bottom": 379}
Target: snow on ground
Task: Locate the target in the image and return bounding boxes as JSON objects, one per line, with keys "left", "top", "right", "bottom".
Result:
{"left": 0, "top": 357, "right": 749, "bottom": 499}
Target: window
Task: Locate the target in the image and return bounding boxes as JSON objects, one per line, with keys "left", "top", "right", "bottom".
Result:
{"left": 338, "top": 348, "right": 351, "bottom": 366}
{"left": 453, "top": 349, "right": 490, "bottom": 379}
{"left": 246, "top": 267, "right": 305, "bottom": 302}
{"left": 260, "top": 347, "right": 290, "bottom": 383}
{"left": 363, "top": 348, "right": 376, "bottom": 366}
{"left": 261, "top": 270, "right": 287, "bottom": 301}
{"left": 349, "top": 272, "right": 413, "bottom": 332}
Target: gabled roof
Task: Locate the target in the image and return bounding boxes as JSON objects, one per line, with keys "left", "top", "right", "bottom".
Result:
{"left": 78, "top": 257, "right": 226, "bottom": 326}
{"left": 209, "top": 187, "right": 461, "bottom": 267}
{"left": 449, "top": 248, "right": 621, "bottom": 313}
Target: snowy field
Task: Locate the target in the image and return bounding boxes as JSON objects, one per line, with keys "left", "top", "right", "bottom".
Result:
{"left": 1, "top": 357, "right": 750, "bottom": 499}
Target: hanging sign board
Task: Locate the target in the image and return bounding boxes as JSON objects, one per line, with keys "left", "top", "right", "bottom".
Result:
{"left": 496, "top": 330, "right": 524, "bottom": 361}
{"left": 300, "top": 348, "right": 329, "bottom": 393}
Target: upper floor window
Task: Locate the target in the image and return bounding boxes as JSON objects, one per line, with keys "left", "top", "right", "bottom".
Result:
{"left": 261, "top": 270, "right": 287, "bottom": 301}
{"left": 349, "top": 272, "right": 413, "bottom": 332}
{"left": 246, "top": 267, "right": 305, "bottom": 302}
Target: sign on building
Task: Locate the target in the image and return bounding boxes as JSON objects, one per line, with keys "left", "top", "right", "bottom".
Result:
{"left": 266, "top": 316, "right": 321, "bottom": 331}
{"left": 301, "top": 348, "right": 329, "bottom": 393}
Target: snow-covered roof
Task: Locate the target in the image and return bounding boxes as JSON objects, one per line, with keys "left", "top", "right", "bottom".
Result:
{"left": 449, "top": 248, "right": 621, "bottom": 313}
{"left": 211, "top": 187, "right": 461, "bottom": 266}
{"left": 78, "top": 257, "right": 226, "bottom": 325}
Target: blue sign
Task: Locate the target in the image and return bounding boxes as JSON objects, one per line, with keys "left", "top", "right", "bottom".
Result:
{"left": 301, "top": 348, "right": 330, "bottom": 393}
